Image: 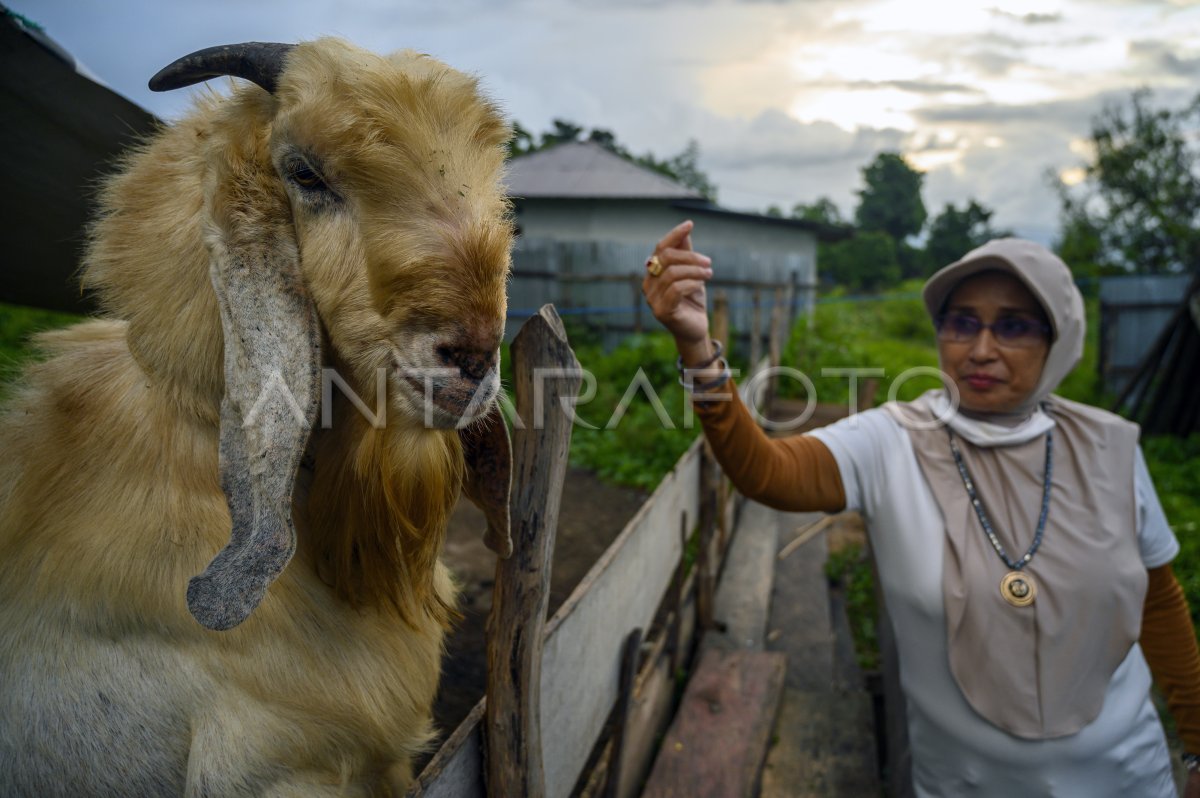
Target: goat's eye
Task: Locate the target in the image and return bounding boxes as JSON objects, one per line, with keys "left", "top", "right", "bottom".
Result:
{"left": 288, "top": 161, "right": 329, "bottom": 192}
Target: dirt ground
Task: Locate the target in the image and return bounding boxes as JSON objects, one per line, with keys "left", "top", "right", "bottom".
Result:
{"left": 428, "top": 466, "right": 648, "bottom": 750}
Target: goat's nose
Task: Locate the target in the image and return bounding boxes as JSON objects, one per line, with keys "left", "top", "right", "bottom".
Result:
{"left": 437, "top": 344, "right": 497, "bottom": 382}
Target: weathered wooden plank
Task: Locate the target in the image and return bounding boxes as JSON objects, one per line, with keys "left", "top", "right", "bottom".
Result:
{"left": 696, "top": 444, "right": 720, "bottom": 631}
{"left": 614, "top": 645, "right": 677, "bottom": 798}
{"left": 539, "top": 439, "right": 702, "bottom": 798}
{"left": 486, "top": 305, "right": 582, "bottom": 797}
{"left": 709, "top": 500, "right": 779, "bottom": 651}
{"left": 603, "top": 627, "right": 644, "bottom": 798}
{"left": 760, "top": 688, "right": 880, "bottom": 798}
{"left": 641, "top": 648, "right": 787, "bottom": 798}
{"left": 406, "top": 703, "right": 485, "bottom": 798}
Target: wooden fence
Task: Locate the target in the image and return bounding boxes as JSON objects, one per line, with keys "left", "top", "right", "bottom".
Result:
{"left": 507, "top": 237, "right": 816, "bottom": 354}
{"left": 407, "top": 300, "right": 781, "bottom": 798}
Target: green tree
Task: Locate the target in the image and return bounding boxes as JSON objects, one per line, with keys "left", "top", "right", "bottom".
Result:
{"left": 822, "top": 231, "right": 902, "bottom": 292}
{"left": 658, "top": 139, "right": 717, "bottom": 202}
{"left": 540, "top": 118, "right": 584, "bottom": 148}
{"left": 1053, "top": 89, "right": 1200, "bottom": 274}
{"left": 506, "top": 121, "right": 536, "bottom": 158}
{"left": 587, "top": 128, "right": 619, "bottom": 150}
{"left": 855, "top": 152, "right": 927, "bottom": 243}
{"left": 510, "top": 122, "right": 718, "bottom": 202}
{"left": 791, "top": 197, "right": 845, "bottom": 225}
{"left": 923, "top": 200, "right": 1012, "bottom": 275}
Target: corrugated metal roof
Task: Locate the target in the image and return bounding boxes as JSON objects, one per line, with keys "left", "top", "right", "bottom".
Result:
{"left": 506, "top": 140, "right": 703, "bottom": 199}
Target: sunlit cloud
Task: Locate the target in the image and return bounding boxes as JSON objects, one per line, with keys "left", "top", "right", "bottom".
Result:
{"left": 1059, "top": 166, "right": 1088, "bottom": 185}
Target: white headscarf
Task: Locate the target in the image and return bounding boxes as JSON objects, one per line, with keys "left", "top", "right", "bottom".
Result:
{"left": 923, "top": 238, "right": 1086, "bottom": 417}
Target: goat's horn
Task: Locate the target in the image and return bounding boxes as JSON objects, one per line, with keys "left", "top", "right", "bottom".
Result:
{"left": 149, "top": 42, "right": 296, "bottom": 93}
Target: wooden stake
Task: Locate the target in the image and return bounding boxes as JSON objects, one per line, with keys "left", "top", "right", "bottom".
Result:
{"left": 669, "top": 511, "right": 690, "bottom": 676}
{"left": 486, "top": 305, "right": 582, "bottom": 798}
{"left": 712, "top": 291, "right": 730, "bottom": 358}
{"left": 697, "top": 444, "right": 720, "bottom": 631}
{"left": 776, "top": 515, "right": 835, "bottom": 561}
{"left": 750, "top": 289, "right": 763, "bottom": 369}
{"left": 603, "top": 628, "right": 645, "bottom": 798}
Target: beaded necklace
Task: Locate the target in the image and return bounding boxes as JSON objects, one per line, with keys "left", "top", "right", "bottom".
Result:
{"left": 946, "top": 427, "right": 1054, "bottom": 607}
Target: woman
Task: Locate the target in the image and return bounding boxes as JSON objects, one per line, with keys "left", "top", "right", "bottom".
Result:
{"left": 642, "top": 220, "right": 1200, "bottom": 797}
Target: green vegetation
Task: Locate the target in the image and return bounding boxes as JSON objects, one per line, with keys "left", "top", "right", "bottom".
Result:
{"left": 778, "top": 282, "right": 939, "bottom": 407}
{"left": 0, "top": 302, "right": 81, "bottom": 396}
{"left": 825, "top": 541, "right": 880, "bottom": 672}
{"left": 557, "top": 328, "right": 720, "bottom": 492}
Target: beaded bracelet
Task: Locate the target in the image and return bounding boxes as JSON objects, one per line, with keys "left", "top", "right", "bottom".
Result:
{"left": 674, "top": 339, "right": 724, "bottom": 374}
{"left": 678, "top": 358, "right": 732, "bottom": 392}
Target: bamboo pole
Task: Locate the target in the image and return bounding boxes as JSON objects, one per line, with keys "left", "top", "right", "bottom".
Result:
{"left": 486, "top": 305, "right": 581, "bottom": 798}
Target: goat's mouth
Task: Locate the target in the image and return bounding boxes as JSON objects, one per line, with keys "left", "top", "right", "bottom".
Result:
{"left": 391, "top": 351, "right": 499, "bottom": 429}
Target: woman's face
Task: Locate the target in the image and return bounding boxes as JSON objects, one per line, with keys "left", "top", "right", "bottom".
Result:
{"left": 936, "top": 271, "right": 1051, "bottom": 415}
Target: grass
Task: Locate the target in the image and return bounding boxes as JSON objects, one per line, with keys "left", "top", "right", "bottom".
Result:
{"left": 825, "top": 541, "right": 880, "bottom": 672}
{"left": 554, "top": 326, "right": 719, "bottom": 492}
{"left": 0, "top": 302, "right": 82, "bottom": 397}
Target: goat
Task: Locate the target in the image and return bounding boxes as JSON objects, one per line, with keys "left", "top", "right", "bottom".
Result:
{"left": 0, "top": 39, "right": 515, "bottom": 796}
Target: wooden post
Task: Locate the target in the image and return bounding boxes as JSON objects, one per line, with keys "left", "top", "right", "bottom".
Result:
{"left": 712, "top": 291, "right": 730, "bottom": 355}
{"left": 787, "top": 270, "right": 800, "bottom": 334}
{"left": 632, "top": 272, "right": 643, "bottom": 334}
{"left": 557, "top": 244, "right": 572, "bottom": 311}
{"left": 603, "top": 628, "right": 644, "bottom": 798}
{"left": 749, "top": 289, "right": 763, "bottom": 370}
{"left": 486, "top": 305, "right": 582, "bottom": 798}
{"left": 767, "top": 287, "right": 785, "bottom": 408}
{"left": 669, "top": 511, "right": 690, "bottom": 676}
{"left": 697, "top": 444, "right": 720, "bottom": 631}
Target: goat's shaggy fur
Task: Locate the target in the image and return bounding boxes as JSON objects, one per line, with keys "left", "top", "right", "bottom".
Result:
{"left": 0, "top": 39, "right": 513, "bottom": 795}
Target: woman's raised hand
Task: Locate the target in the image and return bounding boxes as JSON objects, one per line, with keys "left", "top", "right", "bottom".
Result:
{"left": 641, "top": 220, "right": 714, "bottom": 352}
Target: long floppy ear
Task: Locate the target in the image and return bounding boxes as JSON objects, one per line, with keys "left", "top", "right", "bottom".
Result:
{"left": 458, "top": 401, "right": 513, "bottom": 559}
{"left": 179, "top": 118, "right": 322, "bottom": 632}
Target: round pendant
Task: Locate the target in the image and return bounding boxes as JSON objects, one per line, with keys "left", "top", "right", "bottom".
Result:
{"left": 1000, "top": 571, "right": 1036, "bottom": 607}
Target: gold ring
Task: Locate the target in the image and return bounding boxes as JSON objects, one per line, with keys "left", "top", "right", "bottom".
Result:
{"left": 646, "top": 254, "right": 664, "bottom": 277}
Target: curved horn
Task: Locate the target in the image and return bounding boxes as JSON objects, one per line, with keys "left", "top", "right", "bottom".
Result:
{"left": 149, "top": 42, "right": 296, "bottom": 93}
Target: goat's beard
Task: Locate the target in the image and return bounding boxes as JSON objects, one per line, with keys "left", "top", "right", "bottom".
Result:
{"left": 303, "top": 399, "right": 463, "bottom": 628}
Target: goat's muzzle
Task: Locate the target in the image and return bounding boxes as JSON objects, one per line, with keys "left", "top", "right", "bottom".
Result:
{"left": 393, "top": 336, "right": 501, "bottom": 428}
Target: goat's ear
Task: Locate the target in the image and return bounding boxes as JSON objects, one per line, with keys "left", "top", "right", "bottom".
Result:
{"left": 459, "top": 402, "right": 513, "bottom": 559}
{"left": 186, "top": 157, "right": 322, "bottom": 631}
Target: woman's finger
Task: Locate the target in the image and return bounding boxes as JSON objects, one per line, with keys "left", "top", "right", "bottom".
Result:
{"left": 656, "top": 220, "right": 694, "bottom": 253}
{"left": 643, "top": 265, "right": 712, "bottom": 304}
{"left": 662, "top": 278, "right": 707, "bottom": 303}
{"left": 657, "top": 264, "right": 713, "bottom": 284}
{"left": 659, "top": 247, "right": 711, "bottom": 268}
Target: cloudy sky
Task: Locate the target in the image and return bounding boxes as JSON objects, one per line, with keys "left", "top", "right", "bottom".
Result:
{"left": 13, "top": 0, "right": 1200, "bottom": 244}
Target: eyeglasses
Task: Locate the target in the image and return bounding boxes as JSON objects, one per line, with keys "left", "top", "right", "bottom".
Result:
{"left": 935, "top": 312, "right": 1051, "bottom": 349}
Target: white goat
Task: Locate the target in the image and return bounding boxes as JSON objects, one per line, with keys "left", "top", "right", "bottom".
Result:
{"left": 0, "top": 39, "right": 514, "bottom": 796}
